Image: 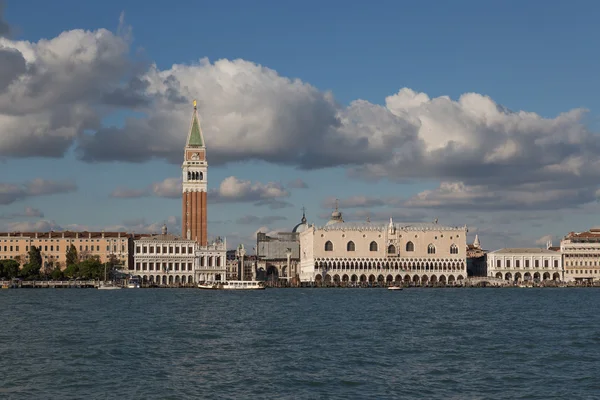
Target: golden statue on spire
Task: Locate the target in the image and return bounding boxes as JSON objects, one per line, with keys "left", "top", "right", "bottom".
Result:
{"left": 193, "top": 99, "right": 197, "bottom": 109}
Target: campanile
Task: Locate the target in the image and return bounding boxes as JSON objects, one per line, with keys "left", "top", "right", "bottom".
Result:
{"left": 181, "top": 100, "right": 208, "bottom": 246}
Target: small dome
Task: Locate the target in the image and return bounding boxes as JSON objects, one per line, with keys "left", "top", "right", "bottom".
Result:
{"left": 292, "top": 209, "right": 308, "bottom": 233}
{"left": 292, "top": 221, "right": 308, "bottom": 233}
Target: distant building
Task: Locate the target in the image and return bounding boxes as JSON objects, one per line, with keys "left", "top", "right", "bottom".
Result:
{"left": 299, "top": 204, "right": 468, "bottom": 285}
{"left": 486, "top": 248, "right": 562, "bottom": 282}
{"left": 133, "top": 224, "right": 226, "bottom": 285}
{"left": 561, "top": 228, "right": 600, "bottom": 283}
{"left": 0, "top": 231, "right": 133, "bottom": 270}
{"left": 255, "top": 210, "right": 306, "bottom": 283}
{"left": 466, "top": 234, "right": 488, "bottom": 277}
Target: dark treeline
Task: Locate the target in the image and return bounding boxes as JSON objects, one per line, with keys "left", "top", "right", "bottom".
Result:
{"left": 0, "top": 245, "right": 119, "bottom": 280}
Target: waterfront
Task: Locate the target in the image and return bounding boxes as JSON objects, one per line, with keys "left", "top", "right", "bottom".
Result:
{"left": 1, "top": 289, "right": 599, "bottom": 399}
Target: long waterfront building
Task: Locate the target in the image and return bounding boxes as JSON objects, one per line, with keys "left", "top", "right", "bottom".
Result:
{"left": 299, "top": 205, "right": 468, "bottom": 285}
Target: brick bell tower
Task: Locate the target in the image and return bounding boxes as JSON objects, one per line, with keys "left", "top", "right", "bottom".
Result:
{"left": 182, "top": 100, "right": 208, "bottom": 246}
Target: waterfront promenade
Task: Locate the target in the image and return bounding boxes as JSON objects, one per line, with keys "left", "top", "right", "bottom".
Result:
{"left": 3, "top": 278, "right": 598, "bottom": 289}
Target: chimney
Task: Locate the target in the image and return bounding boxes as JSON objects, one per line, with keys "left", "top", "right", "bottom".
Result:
{"left": 35, "top": 232, "right": 38, "bottom": 239}
{"left": 7, "top": 232, "right": 10, "bottom": 237}
{"left": 62, "top": 232, "right": 65, "bottom": 239}
{"left": 76, "top": 232, "right": 79, "bottom": 239}
{"left": 88, "top": 232, "right": 91, "bottom": 239}
{"left": 49, "top": 231, "right": 52, "bottom": 239}
{"left": 118, "top": 232, "right": 121, "bottom": 239}
{"left": 102, "top": 230, "right": 105, "bottom": 238}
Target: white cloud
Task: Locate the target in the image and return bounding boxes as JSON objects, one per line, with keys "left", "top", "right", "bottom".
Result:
{"left": 0, "top": 19, "right": 599, "bottom": 214}
{"left": 0, "top": 23, "right": 132, "bottom": 158}
{"left": 4, "top": 219, "right": 62, "bottom": 232}
{"left": 209, "top": 176, "right": 291, "bottom": 209}
{"left": 0, "top": 178, "right": 77, "bottom": 205}
{"left": 151, "top": 177, "right": 181, "bottom": 198}
{"left": 535, "top": 234, "right": 554, "bottom": 246}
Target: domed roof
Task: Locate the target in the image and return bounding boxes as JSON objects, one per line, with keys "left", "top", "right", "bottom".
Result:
{"left": 326, "top": 200, "right": 344, "bottom": 225}
{"left": 292, "top": 211, "right": 308, "bottom": 233}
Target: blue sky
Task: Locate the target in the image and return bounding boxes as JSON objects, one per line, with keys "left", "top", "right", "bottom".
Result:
{"left": 2, "top": 0, "right": 600, "bottom": 250}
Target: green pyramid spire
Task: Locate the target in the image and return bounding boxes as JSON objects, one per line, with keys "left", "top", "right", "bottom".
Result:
{"left": 186, "top": 100, "right": 204, "bottom": 147}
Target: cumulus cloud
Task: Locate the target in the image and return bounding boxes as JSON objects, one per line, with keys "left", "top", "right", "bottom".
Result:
{"left": 4, "top": 219, "right": 62, "bottom": 232}
{"left": 109, "top": 177, "right": 181, "bottom": 199}
{"left": 0, "top": 206, "right": 44, "bottom": 219}
{"left": 209, "top": 176, "right": 291, "bottom": 209}
{"left": 109, "top": 176, "right": 292, "bottom": 208}
{"left": 151, "top": 177, "right": 181, "bottom": 198}
{"left": 0, "top": 22, "right": 133, "bottom": 158}
{"left": 1, "top": 18, "right": 600, "bottom": 214}
{"left": 404, "top": 181, "right": 598, "bottom": 211}
{"left": 535, "top": 234, "right": 554, "bottom": 246}
{"left": 236, "top": 215, "right": 287, "bottom": 225}
{"left": 0, "top": 179, "right": 77, "bottom": 205}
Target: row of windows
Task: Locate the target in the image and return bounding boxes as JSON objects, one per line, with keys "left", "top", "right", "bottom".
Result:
{"left": 136, "top": 246, "right": 194, "bottom": 255}
{"left": 1, "top": 244, "right": 125, "bottom": 253}
{"left": 566, "top": 270, "right": 600, "bottom": 274}
{"left": 135, "top": 262, "right": 194, "bottom": 271}
{"left": 494, "top": 259, "right": 559, "bottom": 269}
{"left": 566, "top": 261, "right": 599, "bottom": 267}
{"left": 324, "top": 241, "right": 460, "bottom": 255}
{"left": 1, "top": 238, "right": 126, "bottom": 243}
{"left": 187, "top": 171, "right": 204, "bottom": 181}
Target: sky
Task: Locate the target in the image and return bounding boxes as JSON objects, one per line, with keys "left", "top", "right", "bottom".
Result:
{"left": 1, "top": 0, "right": 600, "bottom": 251}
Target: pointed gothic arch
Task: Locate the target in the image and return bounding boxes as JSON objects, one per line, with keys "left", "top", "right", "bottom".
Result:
{"left": 406, "top": 241, "right": 414, "bottom": 252}
{"left": 387, "top": 244, "right": 396, "bottom": 254}
{"left": 325, "top": 241, "right": 333, "bottom": 251}
{"left": 450, "top": 244, "right": 459, "bottom": 254}
{"left": 369, "top": 241, "right": 378, "bottom": 251}
{"left": 347, "top": 241, "right": 355, "bottom": 251}
{"left": 427, "top": 244, "right": 436, "bottom": 254}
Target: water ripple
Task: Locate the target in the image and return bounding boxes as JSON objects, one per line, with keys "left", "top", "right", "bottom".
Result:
{"left": 1, "top": 288, "right": 599, "bottom": 399}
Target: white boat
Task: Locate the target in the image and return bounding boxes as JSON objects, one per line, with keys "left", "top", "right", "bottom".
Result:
{"left": 127, "top": 276, "right": 141, "bottom": 289}
{"left": 387, "top": 286, "right": 403, "bottom": 291}
{"left": 198, "top": 281, "right": 265, "bottom": 290}
{"left": 98, "top": 281, "right": 122, "bottom": 290}
{"left": 98, "top": 264, "right": 122, "bottom": 290}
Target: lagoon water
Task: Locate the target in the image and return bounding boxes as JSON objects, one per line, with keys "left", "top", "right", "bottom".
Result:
{"left": 1, "top": 288, "right": 599, "bottom": 399}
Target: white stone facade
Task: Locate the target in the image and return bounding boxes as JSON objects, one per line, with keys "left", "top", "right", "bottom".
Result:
{"left": 133, "top": 227, "right": 226, "bottom": 285}
{"left": 486, "top": 248, "right": 562, "bottom": 282}
{"left": 299, "top": 213, "right": 467, "bottom": 285}
{"left": 561, "top": 229, "right": 600, "bottom": 282}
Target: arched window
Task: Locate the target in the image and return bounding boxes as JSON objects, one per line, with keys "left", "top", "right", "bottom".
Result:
{"left": 325, "top": 241, "right": 333, "bottom": 251}
{"left": 187, "top": 171, "right": 191, "bottom": 180}
{"left": 369, "top": 241, "right": 378, "bottom": 251}
{"left": 347, "top": 241, "right": 355, "bottom": 251}
{"left": 199, "top": 172, "right": 203, "bottom": 180}
{"left": 194, "top": 171, "right": 199, "bottom": 180}
{"left": 406, "top": 241, "right": 414, "bottom": 252}
{"left": 427, "top": 244, "right": 436, "bottom": 254}
{"left": 450, "top": 244, "right": 458, "bottom": 254}
{"left": 387, "top": 245, "right": 396, "bottom": 254}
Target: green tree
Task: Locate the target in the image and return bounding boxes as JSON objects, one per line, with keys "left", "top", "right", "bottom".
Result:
{"left": 20, "top": 246, "right": 42, "bottom": 279}
{"left": 2, "top": 260, "right": 20, "bottom": 279}
{"left": 51, "top": 266, "right": 64, "bottom": 281}
{"left": 63, "top": 263, "right": 79, "bottom": 279}
{"left": 78, "top": 256, "right": 104, "bottom": 280}
{"left": 66, "top": 244, "right": 78, "bottom": 267}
